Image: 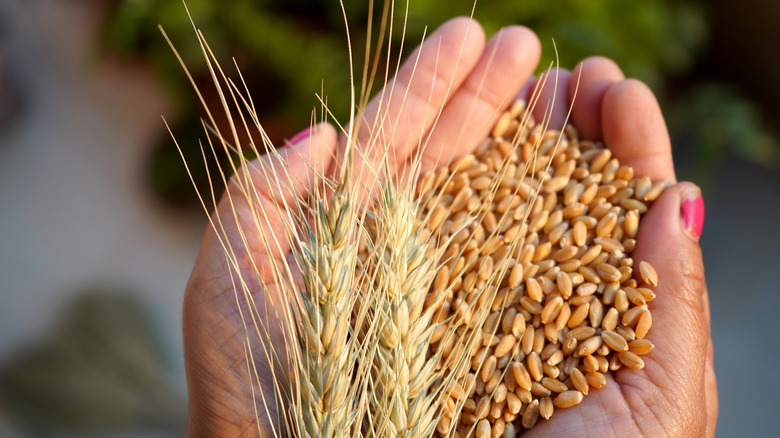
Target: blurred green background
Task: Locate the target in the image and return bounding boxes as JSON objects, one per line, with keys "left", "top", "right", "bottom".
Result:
{"left": 103, "top": 0, "right": 778, "bottom": 207}
{"left": 1, "top": 0, "right": 778, "bottom": 436}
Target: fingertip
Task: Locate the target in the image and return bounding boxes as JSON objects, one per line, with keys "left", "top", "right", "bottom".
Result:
{"left": 635, "top": 182, "right": 704, "bottom": 256}
{"left": 436, "top": 16, "right": 487, "bottom": 56}
{"left": 418, "top": 22, "right": 542, "bottom": 174}
{"left": 680, "top": 184, "right": 705, "bottom": 242}
{"left": 278, "top": 122, "right": 338, "bottom": 191}
{"left": 284, "top": 122, "right": 337, "bottom": 157}
{"left": 633, "top": 181, "right": 707, "bottom": 309}
{"left": 602, "top": 79, "right": 676, "bottom": 182}
{"left": 569, "top": 56, "right": 625, "bottom": 141}
{"left": 530, "top": 67, "right": 572, "bottom": 129}
{"left": 503, "top": 25, "right": 542, "bottom": 64}
{"left": 482, "top": 24, "right": 542, "bottom": 100}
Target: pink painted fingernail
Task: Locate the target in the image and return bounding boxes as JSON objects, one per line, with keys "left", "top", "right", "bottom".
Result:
{"left": 681, "top": 188, "right": 705, "bottom": 241}
{"left": 288, "top": 127, "right": 311, "bottom": 146}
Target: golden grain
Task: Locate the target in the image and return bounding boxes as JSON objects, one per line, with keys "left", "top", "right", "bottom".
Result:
{"left": 407, "top": 100, "right": 663, "bottom": 434}
{"left": 643, "top": 181, "right": 667, "bottom": 201}
{"left": 567, "top": 302, "right": 590, "bottom": 328}
{"left": 635, "top": 309, "right": 652, "bottom": 339}
{"left": 617, "top": 351, "right": 645, "bottom": 369}
{"left": 576, "top": 336, "right": 603, "bottom": 358}
{"left": 628, "top": 338, "right": 655, "bottom": 355}
{"left": 616, "top": 325, "right": 636, "bottom": 342}
{"left": 601, "top": 330, "right": 630, "bottom": 352}
{"left": 570, "top": 367, "right": 589, "bottom": 395}
{"left": 553, "top": 390, "right": 584, "bottom": 408}
{"left": 542, "top": 376, "right": 569, "bottom": 393}
{"left": 589, "top": 298, "right": 604, "bottom": 328}
{"left": 539, "top": 396, "right": 554, "bottom": 420}
{"left": 622, "top": 305, "right": 647, "bottom": 327}
{"left": 521, "top": 399, "right": 540, "bottom": 429}
{"left": 602, "top": 307, "right": 619, "bottom": 332}
{"left": 639, "top": 261, "right": 658, "bottom": 287}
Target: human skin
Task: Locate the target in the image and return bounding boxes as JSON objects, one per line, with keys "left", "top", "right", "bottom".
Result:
{"left": 182, "top": 17, "right": 718, "bottom": 437}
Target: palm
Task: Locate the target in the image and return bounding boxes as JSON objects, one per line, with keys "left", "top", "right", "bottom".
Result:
{"left": 184, "top": 18, "right": 716, "bottom": 437}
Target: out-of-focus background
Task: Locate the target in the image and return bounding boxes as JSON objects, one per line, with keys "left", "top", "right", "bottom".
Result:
{"left": 0, "top": 0, "right": 777, "bottom": 436}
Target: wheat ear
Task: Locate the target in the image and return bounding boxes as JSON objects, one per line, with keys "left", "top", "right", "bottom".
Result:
{"left": 360, "top": 174, "right": 442, "bottom": 437}
{"left": 291, "top": 176, "right": 361, "bottom": 438}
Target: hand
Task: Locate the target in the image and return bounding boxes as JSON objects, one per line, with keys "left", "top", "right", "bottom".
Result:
{"left": 182, "top": 17, "right": 717, "bottom": 437}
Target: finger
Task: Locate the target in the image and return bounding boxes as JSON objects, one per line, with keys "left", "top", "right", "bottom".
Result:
{"left": 516, "top": 74, "right": 536, "bottom": 102}
{"left": 182, "top": 124, "right": 338, "bottom": 435}
{"left": 418, "top": 25, "right": 541, "bottom": 173}
{"left": 340, "top": 17, "right": 485, "bottom": 190}
{"left": 569, "top": 56, "right": 625, "bottom": 141}
{"left": 617, "top": 182, "right": 709, "bottom": 434}
{"left": 529, "top": 67, "right": 572, "bottom": 131}
{"left": 602, "top": 79, "right": 676, "bottom": 182}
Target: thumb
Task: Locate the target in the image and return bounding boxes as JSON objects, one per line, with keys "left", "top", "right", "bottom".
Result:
{"left": 183, "top": 122, "right": 338, "bottom": 436}
{"left": 624, "top": 181, "right": 711, "bottom": 433}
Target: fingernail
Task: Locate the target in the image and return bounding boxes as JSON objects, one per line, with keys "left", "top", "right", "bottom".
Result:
{"left": 681, "top": 187, "right": 705, "bottom": 241}
{"left": 288, "top": 127, "right": 312, "bottom": 146}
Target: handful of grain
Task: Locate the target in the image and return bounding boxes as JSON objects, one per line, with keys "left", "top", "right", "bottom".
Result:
{"left": 173, "top": 12, "right": 667, "bottom": 437}
{"left": 407, "top": 99, "right": 665, "bottom": 437}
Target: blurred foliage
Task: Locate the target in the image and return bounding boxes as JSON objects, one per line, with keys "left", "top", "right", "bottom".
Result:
{"left": 0, "top": 290, "right": 185, "bottom": 436}
{"left": 105, "top": 0, "right": 707, "bottom": 121}
{"left": 101, "top": 0, "right": 776, "bottom": 206}
{"left": 668, "top": 83, "right": 779, "bottom": 184}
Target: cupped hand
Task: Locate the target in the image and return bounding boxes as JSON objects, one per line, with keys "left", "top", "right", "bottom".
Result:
{"left": 182, "top": 18, "right": 717, "bottom": 437}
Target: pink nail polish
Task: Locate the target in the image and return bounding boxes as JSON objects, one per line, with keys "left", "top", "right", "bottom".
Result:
{"left": 682, "top": 193, "right": 705, "bottom": 240}
{"left": 288, "top": 128, "right": 311, "bottom": 145}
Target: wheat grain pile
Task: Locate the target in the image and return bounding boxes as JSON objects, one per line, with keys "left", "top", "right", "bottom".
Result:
{"left": 395, "top": 98, "right": 664, "bottom": 437}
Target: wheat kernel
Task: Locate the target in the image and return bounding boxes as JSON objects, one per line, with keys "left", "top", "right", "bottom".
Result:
{"left": 576, "top": 336, "right": 603, "bottom": 357}
{"left": 555, "top": 302, "right": 572, "bottom": 331}
{"left": 527, "top": 352, "right": 543, "bottom": 382}
{"left": 482, "top": 355, "right": 498, "bottom": 383}
{"left": 570, "top": 368, "right": 589, "bottom": 395}
{"left": 494, "top": 335, "right": 517, "bottom": 358}
{"left": 553, "top": 390, "right": 584, "bottom": 408}
{"left": 539, "top": 396, "right": 554, "bottom": 420}
{"left": 635, "top": 309, "right": 652, "bottom": 339}
{"left": 639, "top": 261, "right": 658, "bottom": 287}
{"left": 542, "top": 377, "right": 568, "bottom": 393}
{"left": 628, "top": 338, "right": 655, "bottom": 355}
{"left": 643, "top": 180, "right": 667, "bottom": 201}
{"left": 589, "top": 298, "right": 604, "bottom": 327}
{"left": 617, "top": 351, "right": 645, "bottom": 369}
{"left": 541, "top": 296, "right": 564, "bottom": 323}
{"left": 582, "top": 354, "right": 599, "bottom": 373}
{"left": 522, "top": 399, "right": 540, "bottom": 429}
{"left": 596, "top": 263, "right": 621, "bottom": 282}
{"left": 585, "top": 371, "right": 607, "bottom": 389}
{"left": 622, "top": 305, "right": 647, "bottom": 327}
{"left": 601, "top": 330, "right": 629, "bottom": 352}
{"left": 568, "top": 326, "right": 597, "bottom": 341}
{"left": 616, "top": 325, "right": 636, "bottom": 342}
{"left": 602, "top": 307, "right": 619, "bottom": 332}
{"left": 531, "top": 381, "right": 551, "bottom": 397}
{"left": 567, "top": 302, "right": 590, "bottom": 328}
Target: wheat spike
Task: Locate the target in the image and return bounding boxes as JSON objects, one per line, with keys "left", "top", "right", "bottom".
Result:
{"left": 362, "top": 175, "right": 442, "bottom": 437}
{"left": 292, "top": 177, "right": 361, "bottom": 438}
